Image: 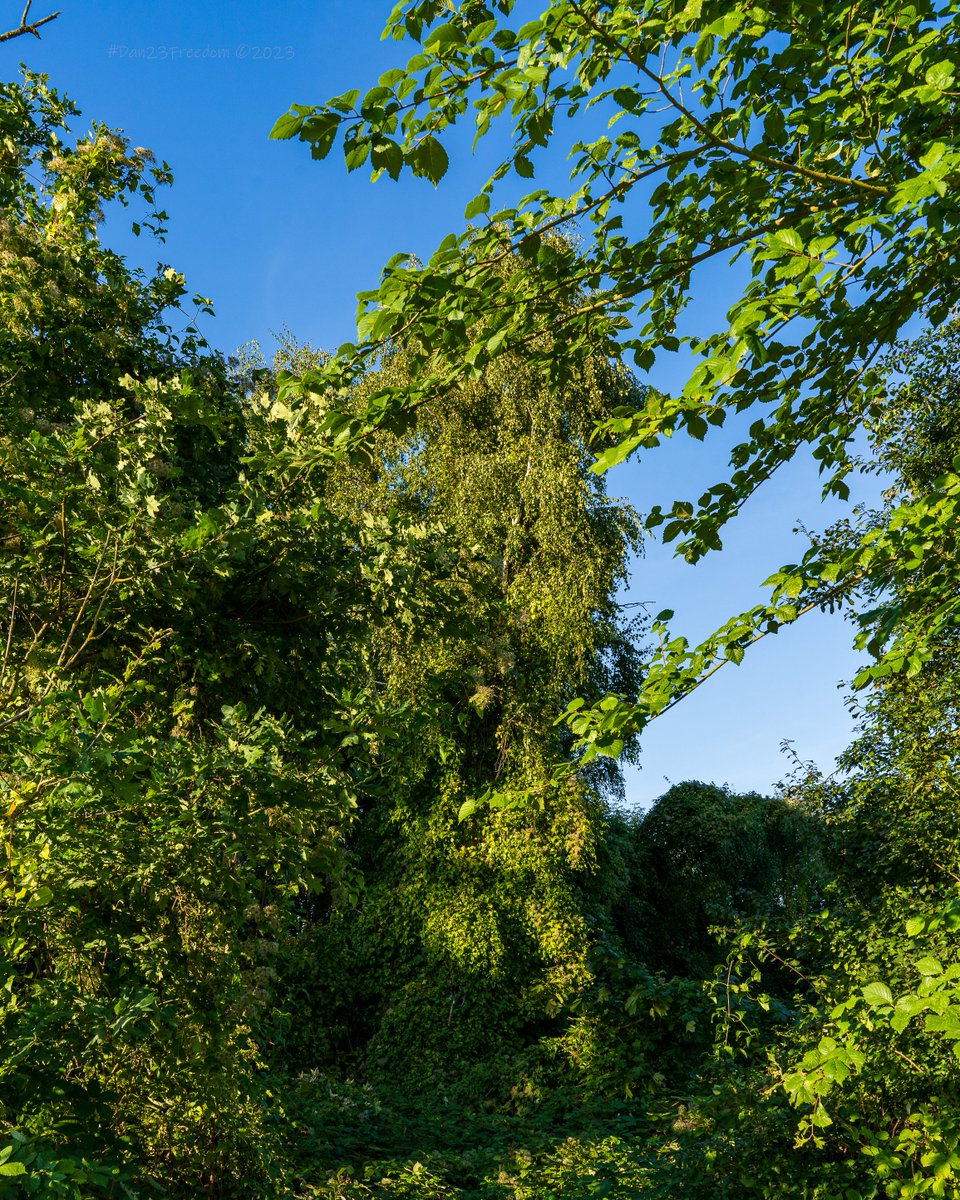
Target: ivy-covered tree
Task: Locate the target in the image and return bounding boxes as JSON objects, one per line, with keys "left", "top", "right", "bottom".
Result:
{"left": 250, "top": 300, "right": 647, "bottom": 1100}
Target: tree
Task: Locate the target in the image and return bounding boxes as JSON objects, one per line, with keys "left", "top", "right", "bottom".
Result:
{"left": 614, "top": 781, "right": 825, "bottom": 979}
{"left": 644, "top": 321, "right": 960, "bottom": 1200}
{"left": 0, "top": 74, "right": 467, "bottom": 1196}
{"left": 272, "top": 0, "right": 960, "bottom": 745}
{"left": 824, "top": 318, "right": 960, "bottom": 892}
{"left": 250, "top": 305, "right": 647, "bottom": 1100}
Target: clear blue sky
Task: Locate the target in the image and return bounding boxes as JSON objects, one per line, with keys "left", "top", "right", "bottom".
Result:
{"left": 15, "top": 1, "right": 882, "bottom": 807}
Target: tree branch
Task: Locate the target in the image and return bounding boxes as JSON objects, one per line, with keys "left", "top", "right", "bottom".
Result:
{"left": 0, "top": 1, "right": 60, "bottom": 44}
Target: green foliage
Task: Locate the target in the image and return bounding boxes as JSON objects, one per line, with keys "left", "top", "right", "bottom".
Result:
{"left": 276, "top": 0, "right": 960, "bottom": 748}
{"left": 283, "top": 1073, "right": 656, "bottom": 1199}
{"left": 250, "top": 309, "right": 647, "bottom": 1099}
{"left": 6, "top": 14, "right": 960, "bottom": 1195}
{"left": 0, "top": 73, "right": 477, "bottom": 1196}
{"left": 638, "top": 320, "right": 960, "bottom": 1200}
{"left": 609, "top": 782, "right": 826, "bottom": 979}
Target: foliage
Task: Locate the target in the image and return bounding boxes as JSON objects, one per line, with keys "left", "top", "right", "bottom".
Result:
{"left": 284, "top": 1072, "right": 656, "bottom": 1199}
{"left": 0, "top": 72, "right": 659, "bottom": 1194}
{"left": 647, "top": 321, "right": 960, "bottom": 1200}
{"left": 273, "top": 0, "right": 960, "bottom": 743}
{"left": 608, "top": 781, "right": 826, "bottom": 979}
{"left": 250, "top": 312, "right": 648, "bottom": 1099}
{"left": 0, "top": 73, "right": 473, "bottom": 1196}
{"left": 5, "top": 11, "right": 960, "bottom": 1195}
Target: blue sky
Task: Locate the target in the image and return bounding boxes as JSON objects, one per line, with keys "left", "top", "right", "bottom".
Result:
{"left": 15, "top": 1, "right": 882, "bottom": 806}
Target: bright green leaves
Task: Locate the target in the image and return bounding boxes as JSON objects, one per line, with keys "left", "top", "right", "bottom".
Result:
{"left": 463, "top": 191, "right": 491, "bottom": 219}
{"left": 558, "top": 693, "right": 639, "bottom": 763}
{"left": 767, "top": 227, "right": 803, "bottom": 255}
{"left": 269, "top": 109, "right": 305, "bottom": 140}
{"left": 891, "top": 148, "right": 960, "bottom": 208}
{"left": 423, "top": 20, "right": 466, "bottom": 53}
{"left": 0, "top": 75, "right": 493, "bottom": 1194}
{"left": 924, "top": 59, "right": 956, "bottom": 91}
{"left": 782, "top": 1034, "right": 865, "bottom": 1128}
{"left": 267, "top": 0, "right": 960, "bottom": 797}
{"left": 0, "top": 1144, "right": 26, "bottom": 1177}
{"left": 862, "top": 981, "right": 893, "bottom": 1007}
{"left": 768, "top": 889, "right": 960, "bottom": 1172}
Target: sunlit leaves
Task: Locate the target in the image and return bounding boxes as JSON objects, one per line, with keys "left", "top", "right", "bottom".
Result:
{"left": 275, "top": 0, "right": 960, "bottom": 710}
{"left": 0, "top": 75, "right": 482, "bottom": 1193}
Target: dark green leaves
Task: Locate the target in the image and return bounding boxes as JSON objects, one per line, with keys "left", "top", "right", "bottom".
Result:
{"left": 303, "top": 111, "right": 342, "bottom": 153}
{"left": 372, "top": 136, "right": 404, "bottom": 180}
{"left": 410, "top": 134, "right": 449, "bottom": 184}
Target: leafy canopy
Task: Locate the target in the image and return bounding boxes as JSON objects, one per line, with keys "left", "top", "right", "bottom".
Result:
{"left": 273, "top": 0, "right": 960, "bottom": 739}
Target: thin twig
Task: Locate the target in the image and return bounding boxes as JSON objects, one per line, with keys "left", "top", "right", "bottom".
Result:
{"left": 55, "top": 534, "right": 112, "bottom": 669}
{"left": 0, "top": 579, "right": 17, "bottom": 693}
{"left": 61, "top": 538, "right": 121, "bottom": 671}
{"left": 892, "top": 1046, "right": 925, "bottom": 1074}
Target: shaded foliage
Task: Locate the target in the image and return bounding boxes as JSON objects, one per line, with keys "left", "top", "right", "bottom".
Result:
{"left": 610, "top": 782, "right": 826, "bottom": 979}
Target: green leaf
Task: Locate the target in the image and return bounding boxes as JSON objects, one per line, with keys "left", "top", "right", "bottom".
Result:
{"left": 344, "top": 137, "right": 371, "bottom": 172}
{"left": 302, "top": 113, "right": 340, "bottom": 160}
{"left": 590, "top": 434, "right": 643, "bottom": 473}
{"left": 0, "top": 1163, "right": 26, "bottom": 1176}
{"left": 919, "top": 142, "right": 948, "bottom": 169}
{"left": 371, "top": 138, "right": 404, "bottom": 180}
{"left": 361, "top": 85, "right": 394, "bottom": 115}
{"left": 411, "top": 135, "right": 449, "bottom": 184}
{"left": 916, "top": 956, "right": 944, "bottom": 976}
{"left": 269, "top": 111, "right": 304, "bottom": 140}
{"left": 862, "top": 981, "right": 893, "bottom": 1008}
{"left": 924, "top": 61, "right": 956, "bottom": 90}
{"left": 612, "top": 87, "right": 641, "bottom": 111}
{"left": 464, "top": 193, "right": 490, "bottom": 219}
{"left": 328, "top": 88, "right": 360, "bottom": 114}
{"left": 769, "top": 228, "right": 803, "bottom": 254}
{"left": 424, "top": 23, "right": 466, "bottom": 51}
